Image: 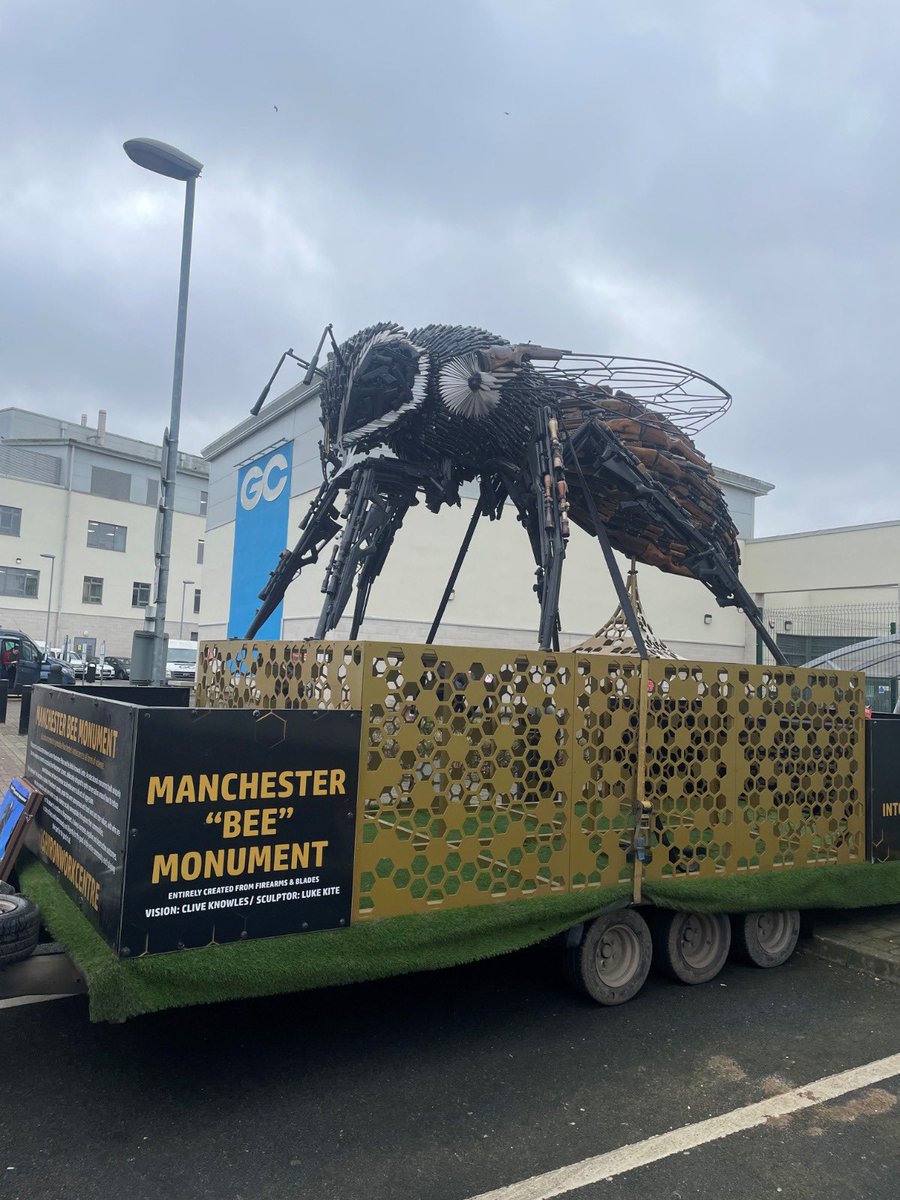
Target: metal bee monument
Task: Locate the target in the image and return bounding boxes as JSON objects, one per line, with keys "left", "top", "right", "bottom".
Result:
{"left": 246, "top": 321, "right": 786, "bottom": 664}
{"left": 22, "top": 320, "right": 898, "bottom": 1022}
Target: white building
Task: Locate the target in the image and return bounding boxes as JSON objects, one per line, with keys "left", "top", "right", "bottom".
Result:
{"left": 742, "top": 520, "right": 900, "bottom": 709}
{"left": 0, "top": 408, "right": 208, "bottom": 657}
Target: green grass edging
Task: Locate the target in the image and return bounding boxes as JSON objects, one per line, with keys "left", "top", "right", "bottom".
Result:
{"left": 17, "top": 855, "right": 629, "bottom": 1023}
{"left": 643, "top": 860, "right": 900, "bottom": 912}
{"left": 17, "top": 856, "right": 900, "bottom": 1023}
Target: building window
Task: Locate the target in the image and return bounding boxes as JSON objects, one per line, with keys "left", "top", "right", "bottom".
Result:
{"left": 197, "top": 539, "right": 205, "bottom": 564}
{"left": 193, "top": 587, "right": 201, "bottom": 614}
{"left": 0, "top": 565, "right": 39, "bottom": 598}
{"left": 83, "top": 576, "right": 104, "bottom": 604}
{"left": 199, "top": 490, "right": 208, "bottom": 517}
{"left": 87, "top": 520, "right": 127, "bottom": 552}
{"left": 146, "top": 478, "right": 159, "bottom": 506}
{"left": 90, "top": 465, "right": 132, "bottom": 502}
{"left": 0, "top": 506, "right": 22, "bottom": 537}
{"left": 132, "top": 581, "right": 151, "bottom": 608}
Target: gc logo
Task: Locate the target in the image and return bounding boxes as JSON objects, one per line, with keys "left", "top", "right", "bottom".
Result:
{"left": 240, "top": 453, "right": 289, "bottom": 511}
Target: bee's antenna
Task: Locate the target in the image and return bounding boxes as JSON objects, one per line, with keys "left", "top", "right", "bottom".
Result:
{"left": 303, "top": 323, "right": 341, "bottom": 385}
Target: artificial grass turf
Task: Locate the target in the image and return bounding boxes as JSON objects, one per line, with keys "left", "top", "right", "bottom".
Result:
{"left": 17, "top": 854, "right": 629, "bottom": 1023}
{"left": 17, "top": 854, "right": 900, "bottom": 1023}
{"left": 642, "top": 860, "right": 900, "bottom": 912}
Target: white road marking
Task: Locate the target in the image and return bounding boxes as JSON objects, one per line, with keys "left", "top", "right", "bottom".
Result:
{"left": 0, "top": 994, "right": 76, "bottom": 1010}
{"left": 467, "top": 1051, "right": 900, "bottom": 1200}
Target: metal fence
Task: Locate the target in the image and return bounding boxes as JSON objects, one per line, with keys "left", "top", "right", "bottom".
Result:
{"left": 759, "top": 602, "right": 900, "bottom": 711}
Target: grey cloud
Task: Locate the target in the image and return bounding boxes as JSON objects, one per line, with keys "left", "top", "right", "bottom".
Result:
{"left": 2, "top": 0, "right": 899, "bottom": 535}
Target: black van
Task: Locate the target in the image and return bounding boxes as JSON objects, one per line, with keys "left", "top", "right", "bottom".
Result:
{"left": 0, "top": 630, "right": 43, "bottom": 694}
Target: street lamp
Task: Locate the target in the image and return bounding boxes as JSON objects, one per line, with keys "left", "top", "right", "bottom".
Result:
{"left": 40, "top": 553, "right": 56, "bottom": 652}
{"left": 124, "top": 137, "right": 203, "bottom": 684}
{"left": 180, "top": 579, "right": 196, "bottom": 638}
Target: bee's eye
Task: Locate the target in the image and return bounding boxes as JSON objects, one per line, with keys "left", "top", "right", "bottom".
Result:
{"left": 339, "top": 333, "right": 428, "bottom": 441}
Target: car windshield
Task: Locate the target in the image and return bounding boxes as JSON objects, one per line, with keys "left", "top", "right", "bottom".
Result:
{"left": 168, "top": 649, "right": 197, "bottom": 664}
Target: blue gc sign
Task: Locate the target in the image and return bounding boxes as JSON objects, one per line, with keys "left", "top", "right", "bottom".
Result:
{"left": 228, "top": 445, "right": 292, "bottom": 638}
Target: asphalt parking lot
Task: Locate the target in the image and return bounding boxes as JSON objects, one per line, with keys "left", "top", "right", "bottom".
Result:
{"left": 2, "top": 941, "right": 898, "bottom": 1200}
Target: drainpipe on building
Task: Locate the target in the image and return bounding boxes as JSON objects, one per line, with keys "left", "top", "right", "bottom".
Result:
{"left": 53, "top": 440, "right": 75, "bottom": 648}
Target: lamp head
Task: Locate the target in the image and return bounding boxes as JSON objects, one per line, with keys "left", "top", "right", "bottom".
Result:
{"left": 124, "top": 138, "right": 203, "bottom": 181}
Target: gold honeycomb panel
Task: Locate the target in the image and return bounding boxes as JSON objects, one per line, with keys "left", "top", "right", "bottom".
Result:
{"left": 641, "top": 661, "right": 865, "bottom": 881}
{"left": 569, "top": 655, "right": 642, "bottom": 891}
{"left": 353, "top": 643, "right": 574, "bottom": 919}
{"left": 730, "top": 665, "right": 864, "bottom": 869}
{"left": 642, "top": 661, "right": 740, "bottom": 880}
{"left": 198, "top": 640, "right": 866, "bottom": 919}
{"left": 197, "top": 639, "right": 364, "bottom": 710}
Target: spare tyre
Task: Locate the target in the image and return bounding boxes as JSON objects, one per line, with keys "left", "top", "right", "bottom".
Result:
{"left": 0, "top": 894, "right": 40, "bottom": 968}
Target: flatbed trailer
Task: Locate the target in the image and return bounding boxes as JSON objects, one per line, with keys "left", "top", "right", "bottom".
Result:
{"left": 5, "top": 637, "right": 900, "bottom": 1022}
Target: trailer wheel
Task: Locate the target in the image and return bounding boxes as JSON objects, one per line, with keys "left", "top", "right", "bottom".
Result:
{"left": 731, "top": 910, "right": 800, "bottom": 968}
{"left": 0, "top": 894, "right": 40, "bottom": 968}
{"left": 566, "top": 910, "right": 652, "bottom": 1006}
{"left": 0, "top": 882, "right": 15, "bottom": 896}
{"left": 652, "top": 910, "right": 731, "bottom": 984}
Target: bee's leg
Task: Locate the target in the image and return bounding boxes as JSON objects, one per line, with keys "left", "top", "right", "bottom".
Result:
{"left": 526, "top": 406, "right": 570, "bottom": 651}
{"left": 315, "top": 465, "right": 416, "bottom": 639}
{"left": 315, "top": 468, "right": 371, "bottom": 638}
{"left": 246, "top": 476, "right": 342, "bottom": 638}
{"left": 519, "top": 495, "right": 558, "bottom": 651}
{"left": 426, "top": 497, "right": 485, "bottom": 645}
{"left": 347, "top": 488, "right": 415, "bottom": 639}
{"left": 563, "top": 432, "right": 648, "bottom": 659}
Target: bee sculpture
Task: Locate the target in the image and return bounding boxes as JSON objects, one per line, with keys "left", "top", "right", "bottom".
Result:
{"left": 247, "top": 321, "right": 784, "bottom": 662}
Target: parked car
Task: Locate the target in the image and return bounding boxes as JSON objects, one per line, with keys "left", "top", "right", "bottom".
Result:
{"left": 86, "top": 657, "right": 116, "bottom": 680}
{"left": 39, "top": 655, "right": 76, "bottom": 686}
{"left": 62, "top": 652, "right": 87, "bottom": 678}
{"left": 0, "top": 629, "right": 44, "bottom": 693}
{"left": 104, "top": 656, "right": 131, "bottom": 680}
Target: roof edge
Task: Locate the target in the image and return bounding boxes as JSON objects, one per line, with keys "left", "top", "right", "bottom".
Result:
{"left": 750, "top": 517, "right": 900, "bottom": 544}
{"left": 712, "top": 465, "right": 774, "bottom": 496}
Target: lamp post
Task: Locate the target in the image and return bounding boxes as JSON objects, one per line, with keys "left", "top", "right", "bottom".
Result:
{"left": 40, "top": 553, "right": 56, "bottom": 652}
{"left": 180, "top": 579, "right": 195, "bottom": 638}
{"left": 123, "top": 137, "right": 203, "bottom": 684}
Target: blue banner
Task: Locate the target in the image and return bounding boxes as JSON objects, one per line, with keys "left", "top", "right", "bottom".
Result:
{"left": 228, "top": 444, "right": 292, "bottom": 639}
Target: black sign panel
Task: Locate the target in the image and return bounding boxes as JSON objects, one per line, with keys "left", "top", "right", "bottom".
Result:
{"left": 26, "top": 685, "right": 136, "bottom": 946}
{"left": 866, "top": 715, "right": 900, "bottom": 862}
{"left": 23, "top": 689, "right": 362, "bottom": 956}
{"left": 122, "top": 708, "right": 360, "bottom": 954}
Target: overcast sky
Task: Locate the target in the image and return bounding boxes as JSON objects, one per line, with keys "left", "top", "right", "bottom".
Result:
{"left": 2, "top": 0, "right": 898, "bottom": 535}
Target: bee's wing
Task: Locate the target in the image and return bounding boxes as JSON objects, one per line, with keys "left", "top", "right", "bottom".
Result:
{"left": 520, "top": 349, "right": 732, "bottom": 436}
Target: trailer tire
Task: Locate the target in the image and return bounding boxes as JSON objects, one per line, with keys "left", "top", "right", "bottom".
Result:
{"left": 566, "top": 910, "right": 652, "bottom": 1006}
{"left": 651, "top": 910, "right": 731, "bottom": 984}
{"left": 731, "top": 910, "right": 800, "bottom": 968}
{"left": 0, "top": 882, "right": 15, "bottom": 896}
{"left": 0, "top": 894, "right": 40, "bottom": 968}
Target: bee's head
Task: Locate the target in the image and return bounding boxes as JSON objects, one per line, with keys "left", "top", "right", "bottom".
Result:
{"left": 320, "top": 323, "right": 429, "bottom": 457}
